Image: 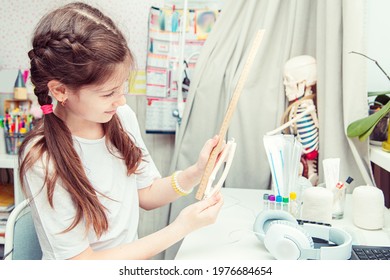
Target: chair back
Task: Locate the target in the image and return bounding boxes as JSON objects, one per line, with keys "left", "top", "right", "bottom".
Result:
{"left": 3, "top": 199, "right": 42, "bottom": 260}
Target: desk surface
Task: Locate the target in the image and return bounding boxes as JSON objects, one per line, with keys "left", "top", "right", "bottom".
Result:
{"left": 0, "top": 154, "right": 18, "bottom": 168}
{"left": 175, "top": 188, "right": 390, "bottom": 260}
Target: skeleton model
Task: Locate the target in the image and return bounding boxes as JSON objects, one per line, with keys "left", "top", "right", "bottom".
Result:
{"left": 281, "top": 55, "right": 319, "bottom": 185}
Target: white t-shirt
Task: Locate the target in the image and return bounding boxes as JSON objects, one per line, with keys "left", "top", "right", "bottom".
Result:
{"left": 25, "top": 104, "right": 161, "bottom": 260}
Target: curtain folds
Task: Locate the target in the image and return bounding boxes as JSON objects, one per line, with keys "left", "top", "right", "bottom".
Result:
{"left": 164, "top": 0, "right": 369, "bottom": 259}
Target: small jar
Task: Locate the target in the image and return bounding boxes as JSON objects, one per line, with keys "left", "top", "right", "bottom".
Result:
{"left": 352, "top": 185, "right": 384, "bottom": 230}
{"left": 301, "top": 186, "right": 333, "bottom": 224}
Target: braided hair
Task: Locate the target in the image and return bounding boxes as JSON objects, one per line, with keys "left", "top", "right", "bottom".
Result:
{"left": 19, "top": 2, "right": 143, "bottom": 237}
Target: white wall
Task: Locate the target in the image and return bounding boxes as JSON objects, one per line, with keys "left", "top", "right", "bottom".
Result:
{"left": 0, "top": 0, "right": 163, "bottom": 93}
{"left": 367, "top": 0, "right": 390, "bottom": 92}
{"left": 1, "top": 0, "right": 385, "bottom": 91}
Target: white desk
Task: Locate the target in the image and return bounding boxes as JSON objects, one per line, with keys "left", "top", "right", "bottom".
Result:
{"left": 175, "top": 188, "right": 390, "bottom": 260}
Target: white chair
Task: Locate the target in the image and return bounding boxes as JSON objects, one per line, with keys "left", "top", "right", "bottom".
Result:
{"left": 3, "top": 199, "right": 42, "bottom": 260}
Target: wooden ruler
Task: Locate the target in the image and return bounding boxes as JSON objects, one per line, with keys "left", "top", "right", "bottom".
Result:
{"left": 196, "top": 29, "right": 265, "bottom": 200}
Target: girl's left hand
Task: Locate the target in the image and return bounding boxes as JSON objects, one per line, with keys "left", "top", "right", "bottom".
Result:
{"left": 194, "top": 135, "right": 226, "bottom": 179}
{"left": 174, "top": 191, "right": 224, "bottom": 234}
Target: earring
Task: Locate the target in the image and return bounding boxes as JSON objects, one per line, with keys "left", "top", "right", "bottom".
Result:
{"left": 61, "top": 99, "right": 67, "bottom": 106}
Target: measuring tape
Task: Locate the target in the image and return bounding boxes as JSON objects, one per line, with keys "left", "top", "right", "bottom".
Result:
{"left": 195, "top": 29, "right": 265, "bottom": 200}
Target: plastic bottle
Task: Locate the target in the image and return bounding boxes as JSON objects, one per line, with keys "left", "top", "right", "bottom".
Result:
{"left": 289, "top": 192, "right": 299, "bottom": 217}
{"left": 268, "top": 195, "right": 276, "bottom": 210}
{"left": 276, "top": 195, "right": 283, "bottom": 210}
{"left": 263, "top": 193, "right": 269, "bottom": 210}
{"left": 282, "top": 197, "right": 289, "bottom": 212}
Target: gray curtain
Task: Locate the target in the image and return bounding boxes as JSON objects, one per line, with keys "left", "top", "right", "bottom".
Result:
{"left": 165, "top": 0, "right": 369, "bottom": 259}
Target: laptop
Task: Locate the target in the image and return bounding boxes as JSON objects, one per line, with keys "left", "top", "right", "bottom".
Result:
{"left": 349, "top": 245, "right": 390, "bottom": 260}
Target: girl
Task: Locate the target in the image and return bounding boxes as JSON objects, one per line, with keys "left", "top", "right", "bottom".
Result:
{"left": 19, "top": 2, "right": 223, "bottom": 260}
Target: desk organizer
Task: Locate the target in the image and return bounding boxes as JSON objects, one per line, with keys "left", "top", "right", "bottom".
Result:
{"left": 4, "top": 133, "right": 25, "bottom": 155}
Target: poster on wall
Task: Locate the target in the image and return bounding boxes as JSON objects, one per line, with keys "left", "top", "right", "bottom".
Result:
{"left": 128, "top": 70, "right": 146, "bottom": 95}
{"left": 145, "top": 6, "right": 220, "bottom": 134}
{"left": 145, "top": 98, "right": 178, "bottom": 134}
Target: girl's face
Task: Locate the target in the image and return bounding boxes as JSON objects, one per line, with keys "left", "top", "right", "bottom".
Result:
{"left": 63, "top": 60, "right": 130, "bottom": 129}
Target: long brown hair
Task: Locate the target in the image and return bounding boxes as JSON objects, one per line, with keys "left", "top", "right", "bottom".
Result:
{"left": 19, "top": 2, "right": 143, "bottom": 238}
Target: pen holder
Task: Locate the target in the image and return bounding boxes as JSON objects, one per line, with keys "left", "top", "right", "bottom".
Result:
{"left": 0, "top": 127, "right": 6, "bottom": 154}
{"left": 4, "top": 132, "right": 25, "bottom": 155}
{"left": 332, "top": 185, "right": 347, "bottom": 220}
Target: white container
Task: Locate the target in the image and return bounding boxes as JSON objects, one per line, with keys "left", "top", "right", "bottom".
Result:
{"left": 352, "top": 185, "right": 384, "bottom": 230}
{"left": 301, "top": 186, "right": 333, "bottom": 224}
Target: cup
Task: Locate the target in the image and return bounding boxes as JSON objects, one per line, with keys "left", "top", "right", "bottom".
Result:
{"left": 4, "top": 132, "right": 25, "bottom": 155}
{"left": 352, "top": 185, "right": 384, "bottom": 229}
{"left": 0, "top": 127, "right": 6, "bottom": 154}
{"left": 332, "top": 184, "right": 347, "bottom": 219}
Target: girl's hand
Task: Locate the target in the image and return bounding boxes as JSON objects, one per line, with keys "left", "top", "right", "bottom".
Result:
{"left": 176, "top": 135, "right": 226, "bottom": 194}
{"left": 174, "top": 192, "right": 224, "bottom": 235}
{"left": 196, "top": 135, "right": 219, "bottom": 171}
{"left": 193, "top": 135, "right": 226, "bottom": 179}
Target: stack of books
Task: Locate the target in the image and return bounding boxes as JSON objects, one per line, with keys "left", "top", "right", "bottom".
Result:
{"left": 0, "top": 184, "right": 15, "bottom": 243}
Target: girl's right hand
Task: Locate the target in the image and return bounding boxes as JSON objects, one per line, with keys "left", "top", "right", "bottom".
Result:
{"left": 174, "top": 192, "right": 224, "bottom": 235}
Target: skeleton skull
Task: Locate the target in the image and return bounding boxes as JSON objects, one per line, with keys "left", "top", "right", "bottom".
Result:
{"left": 283, "top": 55, "right": 317, "bottom": 101}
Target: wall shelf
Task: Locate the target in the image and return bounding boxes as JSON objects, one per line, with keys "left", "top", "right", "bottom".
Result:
{"left": 370, "top": 145, "right": 390, "bottom": 173}
{"left": 370, "top": 145, "right": 390, "bottom": 208}
{"left": 3, "top": 98, "right": 32, "bottom": 114}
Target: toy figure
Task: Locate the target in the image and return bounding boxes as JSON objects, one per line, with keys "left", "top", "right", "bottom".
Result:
{"left": 281, "top": 55, "right": 319, "bottom": 185}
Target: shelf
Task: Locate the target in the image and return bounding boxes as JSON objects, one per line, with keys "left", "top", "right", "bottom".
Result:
{"left": 4, "top": 98, "right": 32, "bottom": 114}
{"left": 370, "top": 145, "right": 390, "bottom": 173}
{"left": 370, "top": 145, "right": 390, "bottom": 208}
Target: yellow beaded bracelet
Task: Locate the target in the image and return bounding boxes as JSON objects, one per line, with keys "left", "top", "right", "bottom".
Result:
{"left": 171, "top": 171, "right": 193, "bottom": 196}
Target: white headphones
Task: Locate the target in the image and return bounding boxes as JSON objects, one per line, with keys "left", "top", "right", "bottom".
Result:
{"left": 253, "top": 210, "right": 352, "bottom": 260}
